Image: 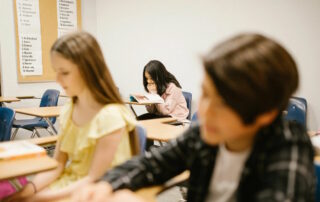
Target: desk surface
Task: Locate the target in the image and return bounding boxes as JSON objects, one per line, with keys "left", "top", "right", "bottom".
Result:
{"left": 0, "top": 155, "right": 58, "bottom": 180}
{"left": 28, "top": 136, "right": 59, "bottom": 146}
{"left": 138, "top": 118, "right": 187, "bottom": 141}
{"left": 23, "top": 118, "right": 185, "bottom": 145}
{"left": 124, "top": 101, "right": 156, "bottom": 105}
{"left": 56, "top": 171, "right": 189, "bottom": 202}
{"left": 15, "top": 95, "right": 36, "bottom": 99}
{"left": 0, "top": 96, "right": 20, "bottom": 103}
{"left": 21, "top": 118, "right": 185, "bottom": 147}
{"left": 15, "top": 106, "right": 62, "bottom": 118}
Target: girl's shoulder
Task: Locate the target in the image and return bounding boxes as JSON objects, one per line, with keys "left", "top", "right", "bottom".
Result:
{"left": 95, "top": 103, "right": 136, "bottom": 125}
{"left": 88, "top": 103, "right": 136, "bottom": 139}
{"left": 99, "top": 103, "right": 132, "bottom": 116}
{"left": 165, "top": 82, "right": 181, "bottom": 93}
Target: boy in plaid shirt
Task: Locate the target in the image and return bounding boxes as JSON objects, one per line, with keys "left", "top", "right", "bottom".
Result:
{"left": 73, "top": 33, "right": 315, "bottom": 202}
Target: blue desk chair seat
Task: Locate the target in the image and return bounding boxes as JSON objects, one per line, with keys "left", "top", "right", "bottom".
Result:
{"left": 0, "top": 107, "right": 15, "bottom": 142}
{"left": 284, "top": 96, "right": 307, "bottom": 128}
{"left": 12, "top": 89, "right": 60, "bottom": 139}
{"left": 182, "top": 91, "right": 192, "bottom": 120}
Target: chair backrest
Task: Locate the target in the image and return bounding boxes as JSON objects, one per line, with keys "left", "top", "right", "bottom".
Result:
{"left": 40, "top": 89, "right": 60, "bottom": 124}
{"left": 284, "top": 96, "right": 307, "bottom": 128}
{"left": 0, "top": 107, "right": 15, "bottom": 141}
{"left": 315, "top": 163, "right": 320, "bottom": 201}
{"left": 191, "top": 112, "right": 198, "bottom": 122}
{"left": 182, "top": 91, "right": 192, "bottom": 120}
{"left": 135, "top": 125, "right": 147, "bottom": 155}
{"left": 190, "top": 111, "right": 198, "bottom": 127}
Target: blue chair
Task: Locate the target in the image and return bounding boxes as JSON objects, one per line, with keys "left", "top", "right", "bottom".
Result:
{"left": 284, "top": 96, "right": 307, "bottom": 128}
{"left": 136, "top": 125, "right": 147, "bottom": 155}
{"left": 315, "top": 163, "right": 320, "bottom": 201}
{"left": 12, "top": 89, "right": 60, "bottom": 139}
{"left": 190, "top": 111, "right": 198, "bottom": 127}
{"left": 0, "top": 107, "right": 15, "bottom": 141}
{"left": 182, "top": 91, "right": 192, "bottom": 120}
{"left": 191, "top": 112, "right": 198, "bottom": 122}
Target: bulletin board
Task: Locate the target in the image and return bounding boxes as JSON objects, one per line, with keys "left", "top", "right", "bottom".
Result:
{"left": 13, "top": 0, "right": 82, "bottom": 83}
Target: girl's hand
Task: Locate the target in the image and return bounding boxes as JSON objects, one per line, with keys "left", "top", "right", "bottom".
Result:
{"left": 147, "top": 84, "right": 157, "bottom": 94}
{"left": 71, "top": 182, "right": 113, "bottom": 202}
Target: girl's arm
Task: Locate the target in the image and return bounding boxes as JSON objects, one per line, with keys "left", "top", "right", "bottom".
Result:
{"left": 27, "top": 127, "right": 126, "bottom": 201}
{"left": 155, "top": 88, "right": 180, "bottom": 115}
{"left": 10, "top": 141, "right": 67, "bottom": 200}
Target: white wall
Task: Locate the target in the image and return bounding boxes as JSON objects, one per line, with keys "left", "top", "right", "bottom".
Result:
{"left": 96, "top": 0, "right": 320, "bottom": 130}
{"left": 0, "top": 0, "right": 97, "bottom": 98}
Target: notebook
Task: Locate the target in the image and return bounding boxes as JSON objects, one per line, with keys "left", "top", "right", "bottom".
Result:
{"left": 0, "top": 141, "right": 46, "bottom": 160}
{"left": 129, "top": 93, "right": 164, "bottom": 104}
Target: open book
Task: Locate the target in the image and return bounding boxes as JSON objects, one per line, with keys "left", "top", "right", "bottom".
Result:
{"left": 130, "top": 93, "right": 164, "bottom": 104}
{"left": 0, "top": 141, "right": 46, "bottom": 160}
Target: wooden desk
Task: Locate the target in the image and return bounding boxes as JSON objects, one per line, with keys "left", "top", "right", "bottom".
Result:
{"left": 15, "top": 95, "right": 36, "bottom": 99}
{"left": 28, "top": 135, "right": 59, "bottom": 146}
{"left": 15, "top": 106, "right": 62, "bottom": 117}
{"left": 124, "top": 100, "right": 152, "bottom": 117}
{"left": 56, "top": 171, "right": 189, "bottom": 202}
{"left": 0, "top": 96, "right": 20, "bottom": 107}
{"left": 124, "top": 101, "right": 156, "bottom": 105}
{"left": 60, "top": 94, "right": 69, "bottom": 98}
{"left": 23, "top": 118, "right": 185, "bottom": 145}
{"left": 138, "top": 118, "right": 187, "bottom": 141}
{"left": 0, "top": 96, "right": 20, "bottom": 103}
{"left": 15, "top": 106, "right": 62, "bottom": 135}
{"left": 0, "top": 156, "right": 57, "bottom": 180}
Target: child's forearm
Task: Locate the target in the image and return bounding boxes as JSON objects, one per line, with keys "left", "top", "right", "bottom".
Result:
{"left": 30, "top": 176, "right": 93, "bottom": 201}
{"left": 11, "top": 167, "right": 62, "bottom": 200}
{"left": 31, "top": 167, "right": 63, "bottom": 192}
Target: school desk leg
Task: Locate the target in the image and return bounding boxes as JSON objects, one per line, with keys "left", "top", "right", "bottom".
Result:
{"left": 129, "top": 104, "right": 138, "bottom": 117}
{"left": 44, "top": 117, "right": 58, "bottom": 135}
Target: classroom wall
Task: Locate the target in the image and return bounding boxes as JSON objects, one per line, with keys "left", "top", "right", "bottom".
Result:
{"left": 96, "top": 0, "right": 320, "bottom": 130}
{"left": 0, "top": 0, "right": 97, "bottom": 98}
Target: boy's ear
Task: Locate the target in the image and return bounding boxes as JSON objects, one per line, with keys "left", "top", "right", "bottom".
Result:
{"left": 256, "top": 109, "right": 279, "bottom": 126}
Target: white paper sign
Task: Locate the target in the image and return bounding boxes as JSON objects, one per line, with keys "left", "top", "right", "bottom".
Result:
{"left": 57, "top": 0, "right": 77, "bottom": 37}
{"left": 16, "top": 0, "right": 43, "bottom": 76}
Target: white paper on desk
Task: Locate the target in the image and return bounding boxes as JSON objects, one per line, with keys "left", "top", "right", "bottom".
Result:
{"left": 0, "top": 141, "right": 46, "bottom": 160}
{"left": 311, "top": 135, "right": 320, "bottom": 155}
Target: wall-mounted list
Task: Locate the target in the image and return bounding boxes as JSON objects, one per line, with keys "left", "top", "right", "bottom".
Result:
{"left": 16, "top": 0, "right": 43, "bottom": 76}
{"left": 57, "top": 0, "right": 77, "bottom": 37}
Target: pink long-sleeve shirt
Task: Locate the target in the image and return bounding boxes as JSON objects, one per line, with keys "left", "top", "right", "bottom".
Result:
{"left": 146, "top": 83, "right": 189, "bottom": 121}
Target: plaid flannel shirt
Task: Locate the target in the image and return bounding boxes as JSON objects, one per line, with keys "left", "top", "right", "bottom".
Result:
{"left": 103, "top": 116, "right": 315, "bottom": 202}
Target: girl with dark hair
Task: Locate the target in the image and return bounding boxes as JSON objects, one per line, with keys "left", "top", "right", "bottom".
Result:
{"left": 8, "top": 32, "right": 138, "bottom": 202}
{"left": 138, "top": 60, "right": 189, "bottom": 121}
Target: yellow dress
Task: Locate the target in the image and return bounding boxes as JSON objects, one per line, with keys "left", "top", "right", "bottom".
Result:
{"left": 49, "top": 101, "right": 136, "bottom": 189}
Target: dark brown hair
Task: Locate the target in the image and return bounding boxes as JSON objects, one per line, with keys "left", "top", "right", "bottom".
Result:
{"left": 51, "top": 31, "right": 123, "bottom": 105}
{"left": 143, "top": 60, "right": 181, "bottom": 95}
{"left": 51, "top": 31, "right": 140, "bottom": 155}
{"left": 203, "top": 33, "right": 299, "bottom": 124}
